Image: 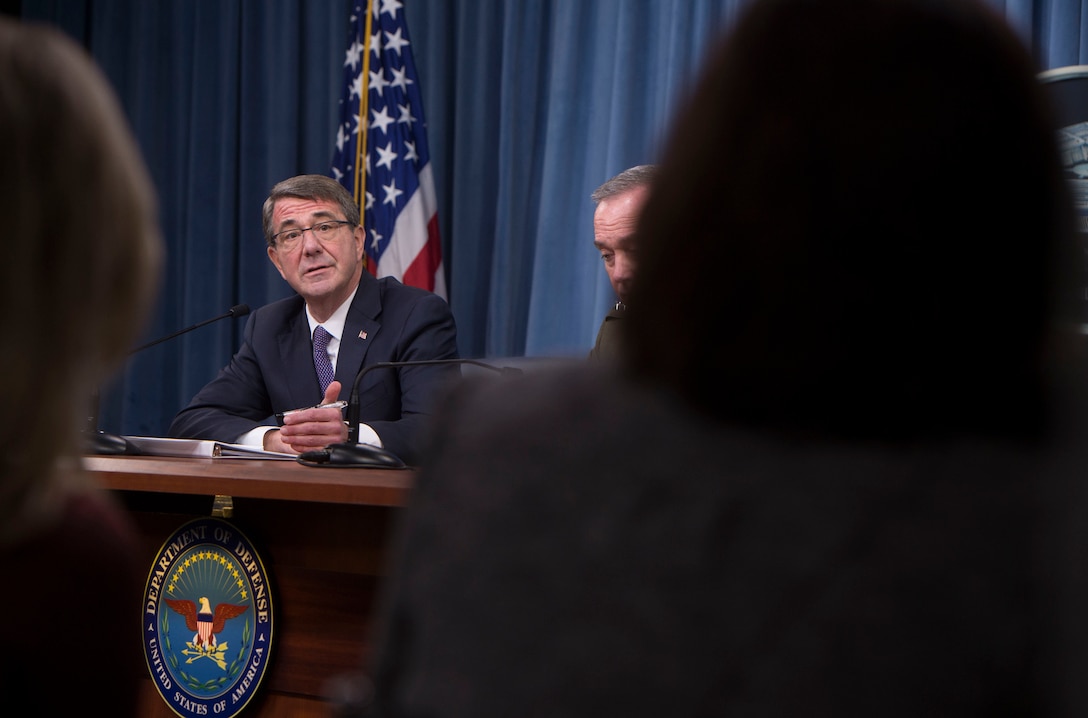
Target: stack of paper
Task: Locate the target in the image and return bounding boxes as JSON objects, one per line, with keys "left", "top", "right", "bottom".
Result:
{"left": 121, "top": 436, "right": 297, "bottom": 460}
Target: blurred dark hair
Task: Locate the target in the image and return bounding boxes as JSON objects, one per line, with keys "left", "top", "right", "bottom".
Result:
{"left": 624, "top": 0, "right": 1075, "bottom": 441}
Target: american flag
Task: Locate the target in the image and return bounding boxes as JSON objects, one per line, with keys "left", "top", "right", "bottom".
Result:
{"left": 331, "top": 0, "right": 446, "bottom": 298}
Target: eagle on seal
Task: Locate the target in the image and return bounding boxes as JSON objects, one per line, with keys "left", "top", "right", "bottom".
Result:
{"left": 165, "top": 596, "right": 249, "bottom": 649}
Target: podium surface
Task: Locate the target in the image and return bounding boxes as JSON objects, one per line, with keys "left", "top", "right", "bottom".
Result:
{"left": 85, "top": 455, "right": 413, "bottom": 717}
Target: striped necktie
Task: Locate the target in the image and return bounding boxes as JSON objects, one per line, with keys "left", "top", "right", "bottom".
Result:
{"left": 312, "top": 325, "right": 335, "bottom": 396}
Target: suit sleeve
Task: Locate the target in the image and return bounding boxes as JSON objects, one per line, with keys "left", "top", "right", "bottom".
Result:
{"left": 364, "top": 291, "right": 459, "bottom": 464}
{"left": 167, "top": 312, "right": 276, "bottom": 442}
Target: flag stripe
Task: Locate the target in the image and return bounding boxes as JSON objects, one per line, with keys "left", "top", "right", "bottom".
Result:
{"left": 373, "top": 163, "right": 435, "bottom": 275}
{"left": 400, "top": 213, "right": 443, "bottom": 292}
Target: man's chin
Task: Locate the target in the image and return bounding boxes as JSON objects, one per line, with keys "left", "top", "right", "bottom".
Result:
{"left": 294, "top": 275, "right": 336, "bottom": 298}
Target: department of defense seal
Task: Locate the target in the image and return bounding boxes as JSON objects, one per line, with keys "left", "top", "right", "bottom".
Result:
{"left": 142, "top": 516, "right": 274, "bottom": 718}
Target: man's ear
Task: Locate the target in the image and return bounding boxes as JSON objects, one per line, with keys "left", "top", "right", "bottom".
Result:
{"left": 267, "top": 244, "right": 288, "bottom": 280}
{"left": 353, "top": 225, "right": 366, "bottom": 262}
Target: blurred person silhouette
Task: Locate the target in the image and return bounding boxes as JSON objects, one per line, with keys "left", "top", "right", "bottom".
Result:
{"left": 352, "top": 0, "right": 1083, "bottom": 715}
{"left": 0, "top": 16, "right": 163, "bottom": 716}
{"left": 588, "top": 164, "right": 656, "bottom": 361}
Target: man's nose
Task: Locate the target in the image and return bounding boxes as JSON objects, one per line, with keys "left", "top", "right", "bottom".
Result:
{"left": 301, "top": 227, "right": 324, "bottom": 252}
{"left": 613, "top": 252, "right": 635, "bottom": 285}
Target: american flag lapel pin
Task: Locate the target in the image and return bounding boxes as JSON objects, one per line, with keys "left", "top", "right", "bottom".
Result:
{"left": 359, "top": 330, "right": 368, "bottom": 340}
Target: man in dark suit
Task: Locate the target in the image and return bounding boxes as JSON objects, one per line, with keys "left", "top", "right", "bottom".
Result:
{"left": 169, "top": 174, "right": 458, "bottom": 465}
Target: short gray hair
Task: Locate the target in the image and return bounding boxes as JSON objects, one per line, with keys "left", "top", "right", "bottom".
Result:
{"left": 262, "top": 174, "right": 361, "bottom": 245}
{"left": 591, "top": 164, "right": 657, "bottom": 204}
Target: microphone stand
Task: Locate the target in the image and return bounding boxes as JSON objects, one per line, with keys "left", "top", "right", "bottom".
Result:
{"left": 86, "top": 304, "right": 251, "bottom": 455}
{"left": 297, "top": 358, "right": 521, "bottom": 468}
{"left": 128, "top": 304, "right": 251, "bottom": 354}
{"left": 85, "top": 388, "right": 128, "bottom": 454}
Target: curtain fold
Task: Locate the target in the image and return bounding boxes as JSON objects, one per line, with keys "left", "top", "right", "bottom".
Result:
{"left": 17, "top": 0, "right": 1082, "bottom": 435}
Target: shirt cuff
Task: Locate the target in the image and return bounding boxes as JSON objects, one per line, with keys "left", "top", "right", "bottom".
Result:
{"left": 237, "top": 426, "right": 275, "bottom": 447}
{"left": 355, "top": 423, "right": 384, "bottom": 448}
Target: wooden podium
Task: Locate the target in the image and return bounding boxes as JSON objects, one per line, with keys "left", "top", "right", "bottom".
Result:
{"left": 85, "top": 455, "right": 413, "bottom": 718}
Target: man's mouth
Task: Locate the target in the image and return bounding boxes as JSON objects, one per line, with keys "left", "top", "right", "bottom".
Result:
{"left": 303, "top": 264, "right": 331, "bottom": 276}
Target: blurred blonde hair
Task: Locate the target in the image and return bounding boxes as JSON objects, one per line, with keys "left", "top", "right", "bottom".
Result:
{"left": 0, "top": 18, "right": 163, "bottom": 542}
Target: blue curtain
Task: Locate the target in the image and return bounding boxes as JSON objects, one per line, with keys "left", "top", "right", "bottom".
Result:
{"left": 16, "top": 0, "right": 1088, "bottom": 436}
{"left": 411, "top": 1, "right": 747, "bottom": 358}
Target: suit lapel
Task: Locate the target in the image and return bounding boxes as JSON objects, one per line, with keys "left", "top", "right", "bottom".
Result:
{"left": 336, "top": 275, "right": 381, "bottom": 399}
{"left": 277, "top": 304, "right": 321, "bottom": 407}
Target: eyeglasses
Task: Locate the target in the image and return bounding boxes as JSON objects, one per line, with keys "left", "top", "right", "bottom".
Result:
{"left": 272, "top": 220, "right": 354, "bottom": 250}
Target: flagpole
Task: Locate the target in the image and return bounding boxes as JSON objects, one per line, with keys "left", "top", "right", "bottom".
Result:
{"left": 356, "top": 0, "right": 373, "bottom": 213}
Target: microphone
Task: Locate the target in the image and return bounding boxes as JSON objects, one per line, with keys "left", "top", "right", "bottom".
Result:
{"left": 129, "top": 304, "right": 250, "bottom": 354}
{"left": 296, "top": 358, "right": 522, "bottom": 468}
{"left": 87, "top": 303, "right": 252, "bottom": 455}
